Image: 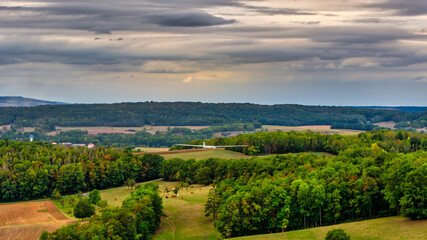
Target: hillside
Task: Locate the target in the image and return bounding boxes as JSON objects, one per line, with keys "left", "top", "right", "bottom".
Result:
{"left": 0, "top": 96, "right": 66, "bottom": 107}
{"left": 0, "top": 101, "right": 425, "bottom": 130}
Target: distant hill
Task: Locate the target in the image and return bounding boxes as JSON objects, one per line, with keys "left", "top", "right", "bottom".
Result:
{"left": 0, "top": 96, "right": 67, "bottom": 107}
{"left": 0, "top": 101, "right": 425, "bottom": 130}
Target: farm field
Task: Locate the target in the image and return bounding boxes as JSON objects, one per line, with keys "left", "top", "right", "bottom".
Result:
{"left": 235, "top": 216, "right": 427, "bottom": 240}
{"left": 262, "top": 125, "right": 364, "bottom": 135}
{"left": 374, "top": 121, "right": 397, "bottom": 129}
{"left": 159, "top": 149, "right": 250, "bottom": 160}
{"left": 135, "top": 147, "right": 171, "bottom": 153}
{"left": 0, "top": 201, "right": 75, "bottom": 240}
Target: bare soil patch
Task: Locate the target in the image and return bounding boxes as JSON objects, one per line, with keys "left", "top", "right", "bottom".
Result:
{"left": 0, "top": 201, "right": 74, "bottom": 240}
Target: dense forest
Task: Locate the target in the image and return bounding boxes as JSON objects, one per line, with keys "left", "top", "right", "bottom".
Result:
{"left": 163, "top": 130, "right": 427, "bottom": 237}
{"left": 0, "top": 141, "right": 163, "bottom": 201}
{"left": 1, "top": 102, "right": 425, "bottom": 130}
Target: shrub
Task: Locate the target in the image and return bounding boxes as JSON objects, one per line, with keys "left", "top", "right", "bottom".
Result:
{"left": 325, "top": 229, "right": 351, "bottom": 240}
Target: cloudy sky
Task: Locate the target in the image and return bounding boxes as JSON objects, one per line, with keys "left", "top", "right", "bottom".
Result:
{"left": 0, "top": 0, "right": 426, "bottom": 105}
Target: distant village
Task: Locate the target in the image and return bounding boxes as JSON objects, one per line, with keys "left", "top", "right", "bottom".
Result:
{"left": 27, "top": 135, "right": 96, "bottom": 148}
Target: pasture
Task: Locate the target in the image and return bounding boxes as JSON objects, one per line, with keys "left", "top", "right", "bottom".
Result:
{"left": 235, "top": 216, "right": 427, "bottom": 240}
{"left": 99, "top": 180, "right": 219, "bottom": 240}
{"left": 0, "top": 201, "right": 75, "bottom": 240}
{"left": 159, "top": 149, "right": 250, "bottom": 160}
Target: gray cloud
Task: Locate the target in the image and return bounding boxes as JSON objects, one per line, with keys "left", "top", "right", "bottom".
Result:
{"left": 149, "top": 12, "right": 236, "bottom": 27}
{"left": 244, "top": 5, "right": 315, "bottom": 15}
{"left": 367, "top": 0, "right": 427, "bottom": 16}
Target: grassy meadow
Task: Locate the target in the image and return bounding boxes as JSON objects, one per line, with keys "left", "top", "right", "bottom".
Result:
{"left": 159, "top": 149, "right": 250, "bottom": 160}
{"left": 235, "top": 216, "right": 427, "bottom": 240}
{"left": 99, "top": 180, "right": 219, "bottom": 240}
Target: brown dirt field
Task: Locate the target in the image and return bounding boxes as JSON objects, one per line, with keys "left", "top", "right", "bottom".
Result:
{"left": 0, "top": 201, "right": 74, "bottom": 240}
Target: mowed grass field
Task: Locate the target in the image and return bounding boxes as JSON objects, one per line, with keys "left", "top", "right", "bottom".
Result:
{"left": 235, "top": 216, "right": 427, "bottom": 240}
{"left": 159, "top": 149, "right": 250, "bottom": 160}
{"left": 0, "top": 201, "right": 75, "bottom": 240}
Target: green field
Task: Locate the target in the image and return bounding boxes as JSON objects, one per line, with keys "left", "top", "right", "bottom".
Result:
{"left": 160, "top": 149, "right": 250, "bottom": 160}
{"left": 235, "top": 216, "right": 427, "bottom": 240}
{"left": 99, "top": 180, "right": 219, "bottom": 240}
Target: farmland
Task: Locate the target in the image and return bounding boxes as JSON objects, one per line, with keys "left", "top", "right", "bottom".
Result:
{"left": 0, "top": 201, "right": 74, "bottom": 240}
{"left": 158, "top": 149, "right": 250, "bottom": 160}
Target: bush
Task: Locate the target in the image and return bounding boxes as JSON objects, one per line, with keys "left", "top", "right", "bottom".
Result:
{"left": 74, "top": 198, "right": 95, "bottom": 220}
{"left": 325, "top": 229, "right": 351, "bottom": 240}
{"left": 51, "top": 188, "right": 62, "bottom": 200}
{"left": 88, "top": 189, "right": 101, "bottom": 205}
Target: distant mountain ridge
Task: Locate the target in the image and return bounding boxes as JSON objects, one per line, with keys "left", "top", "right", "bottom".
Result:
{"left": 0, "top": 96, "right": 67, "bottom": 107}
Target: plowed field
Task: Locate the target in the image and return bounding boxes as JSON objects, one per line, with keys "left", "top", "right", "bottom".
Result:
{"left": 0, "top": 201, "right": 74, "bottom": 240}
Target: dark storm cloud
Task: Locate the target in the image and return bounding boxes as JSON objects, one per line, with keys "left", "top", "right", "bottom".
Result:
{"left": 149, "top": 12, "right": 236, "bottom": 27}
{"left": 244, "top": 5, "right": 315, "bottom": 15}
{"left": 366, "top": 0, "right": 427, "bottom": 16}
{"left": 0, "top": 1, "right": 238, "bottom": 33}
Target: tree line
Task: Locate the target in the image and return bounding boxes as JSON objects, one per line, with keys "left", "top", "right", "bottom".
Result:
{"left": 1, "top": 101, "right": 425, "bottom": 130}
{"left": 0, "top": 141, "right": 163, "bottom": 201}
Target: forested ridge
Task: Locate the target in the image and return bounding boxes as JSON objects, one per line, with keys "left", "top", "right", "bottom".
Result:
{"left": 163, "top": 130, "right": 427, "bottom": 237}
{"left": 1, "top": 102, "right": 425, "bottom": 130}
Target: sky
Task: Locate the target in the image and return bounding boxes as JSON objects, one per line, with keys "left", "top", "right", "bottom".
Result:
{"left": 0, "top": 0, "right": 426, "bottom": 106}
